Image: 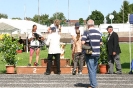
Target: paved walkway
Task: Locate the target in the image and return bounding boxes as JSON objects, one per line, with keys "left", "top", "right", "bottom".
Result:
{"left": 0, "top": 74, "right": 133, "bottom": 88}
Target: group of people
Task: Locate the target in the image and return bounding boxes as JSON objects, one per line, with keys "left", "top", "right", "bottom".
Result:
{"left": 27, "top": 19, "right": 122, "bottom": 88}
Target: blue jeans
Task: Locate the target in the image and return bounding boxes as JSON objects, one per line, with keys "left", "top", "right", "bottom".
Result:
{"left": 85, "top": 55, "right": 99, "bottom": 88}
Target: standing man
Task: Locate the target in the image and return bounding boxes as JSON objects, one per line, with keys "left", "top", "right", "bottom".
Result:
{"left": 106, "top": 26, "right": 122, "bottom": 74}
{"left": 82, "top": 19, "right": 102, "bottom": 88}
{"left": 44, "top": 27, "right": 61, "bottom": 75}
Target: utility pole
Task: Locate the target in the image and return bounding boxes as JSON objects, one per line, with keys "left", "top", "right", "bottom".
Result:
{"left": 68, "top": 0, "right": 69, "bottom": 26}
{"left": 38, "top": 0, "right": 40, "bottom": 23}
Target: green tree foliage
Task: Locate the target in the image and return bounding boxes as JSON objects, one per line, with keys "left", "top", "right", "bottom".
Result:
{"left": 79, "top": 18, "right": 84, "bottom": 25}
{"left": 0, "top": 13, "right": 8, "bottom": 19}
{"left": 86, "top": 10, "right": 104, "bottom": 25}
{"left": 32, "top": 14, "right": 50, "bottom": 25}
{"left": 119, "top": 1, "right": 131, "bottom": 23}
{"left": 50, "top": 12, "right": 66, "bottom": 25}
{"left": 24, "top": 17, "right": 32, "bottom": 21}
{"left": 12, "top": 17, "right": 22, "bottom": 20}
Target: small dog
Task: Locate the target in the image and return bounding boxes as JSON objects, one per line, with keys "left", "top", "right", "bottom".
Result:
{"left": 60, "top": 43, "right": 66, "bottom": 59}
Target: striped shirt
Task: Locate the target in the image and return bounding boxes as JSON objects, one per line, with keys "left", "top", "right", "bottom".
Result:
{"left": 81, "top": 28, "right": 102, "bottom": 56}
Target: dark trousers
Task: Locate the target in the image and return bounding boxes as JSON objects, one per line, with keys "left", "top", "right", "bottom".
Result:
{"left": 73, "top": 52, "right": 84, "bottom": 72}
{"left": 108, "top": 54, "right": 122, "bottom": 74}
{"left": 46, "top": 54, "right": 61, "bottom": 73}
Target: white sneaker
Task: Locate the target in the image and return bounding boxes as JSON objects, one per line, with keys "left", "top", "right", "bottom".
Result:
{"left": 78, "top": 72, "right": 82, "bottom": 75}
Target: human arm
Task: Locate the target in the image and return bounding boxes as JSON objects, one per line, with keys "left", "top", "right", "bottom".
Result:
{"left": 81, "top": 31, "right": 87, "bottom": 45}
{"left": 113, "top": 33, "right": 119, "bottom": 55}
{"left": 45, "top": 35, "right": 50, "bottom": 46}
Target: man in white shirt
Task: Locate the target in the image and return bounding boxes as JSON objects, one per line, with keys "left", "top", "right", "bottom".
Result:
{"left": 44, "top": 27, "right": 61, "bottom": 75}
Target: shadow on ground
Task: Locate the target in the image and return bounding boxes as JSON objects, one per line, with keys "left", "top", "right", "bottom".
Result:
{"left": 121, "top": 63, "right": 130, "bottom": 69}
{"left": 74, "top": 83, "right": 90, "bottom": 87}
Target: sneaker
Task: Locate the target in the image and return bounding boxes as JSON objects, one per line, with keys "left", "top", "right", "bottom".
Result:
{"left": 78, "top": 71, "right": 82, "bottom": 75}
{"left": 34, "top": 62, "right": 39, "bottom": 66}
{"left": 44, "top": 72, "right": 50, "bottom": 75}
{"left": 36, "top": 63, "right": 39, "bottom": 66}
{"left": 27, "top": 63, "right": 31, "bottom": 66}
{"left": 57, "top": 72, "right": 61, "bottom": 75}
{"left": 72, "top": 69, "right": 76, "bottom": 75}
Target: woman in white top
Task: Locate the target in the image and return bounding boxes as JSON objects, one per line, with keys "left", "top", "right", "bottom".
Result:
{"left": 47, "top": 19, "right": 61, "bottom": 34}
{"left": 28, "top": 25, "right": 44, "bottom": 66}
{"left": 44, "top": 27, "right": 61, "bottom": 75}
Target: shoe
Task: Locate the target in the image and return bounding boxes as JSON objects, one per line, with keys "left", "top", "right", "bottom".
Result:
{"left": 27, "top": 63, "right": 31, "bottom": 66}
{"left": 36, "top": 63, "right": 39, "bottom": 66}
{"left": 57, "top": 72, "right": 61, "bottom": 75}
{"left": 116, "top": 72, "right": 122, "bottom": 74}
{"left": 34, "top": 62, "right": 39, "bottom": 66}
{"left": 72, "top": 69, "right": 76, "bottom": 75}
{"left": 44, "top": 72, "right": 50, "bottom": 75}
{"left": 78, "top": 71, "right": 82, "bottom": 75}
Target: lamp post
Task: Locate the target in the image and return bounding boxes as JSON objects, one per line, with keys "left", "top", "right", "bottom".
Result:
{"left": 109, "top": 15, "right": 114, "bottom": 24}
{"left": 68, "top": 0, "right": 69, "bottom": 26}
{"left": 38, "top": 0, "right": 40, "bottom": 23}
{"left": 123, "top": 0, "right": 124, "bottom": 24}
{"left": 56, "top": 0, "right": 58, "bottom": 19}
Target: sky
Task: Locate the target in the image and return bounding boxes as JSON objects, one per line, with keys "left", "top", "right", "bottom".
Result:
{"left": 0, "top": 0, "right": 133, "bottom": 20}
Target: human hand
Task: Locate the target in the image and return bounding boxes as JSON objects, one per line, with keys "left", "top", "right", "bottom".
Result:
{"left": 113, "top": 52, "right": 116, "bottom": 55}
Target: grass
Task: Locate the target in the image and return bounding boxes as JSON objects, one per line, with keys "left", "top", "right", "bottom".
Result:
{"left": 0, "top": 43, "right": 133, "bottom": 74}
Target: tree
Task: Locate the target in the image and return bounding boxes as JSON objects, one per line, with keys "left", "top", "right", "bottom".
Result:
{"left": 12, "top": 17, "right": 22, "bottom": 20}
{"left": 129, "top": 3, "right": 133, "bottom": 14}
{"left": 0, "top": 13, "right": 8, "bottom": 19}
{"left": 32, "top": 14, "right": 50, "bottom": 25}
{"left": 50, "top": 12, "right": 66, "bottom": 25}
{"left": 40, "top": 14, "right": 50, "bottom": 25}
{"left": 119, "top": 1, "right": 131, "bottom": 23}
{"left": 86, "top": 10, "right": 104, "bottom": 25}
{"left": 32, "top": 15, "right": 40, "bottom": 23}
{"left": 79, "top": 18, "right": 84, "bottom": 25}
{"left": 24, "top": 17, "right": 32, "bottom": 21}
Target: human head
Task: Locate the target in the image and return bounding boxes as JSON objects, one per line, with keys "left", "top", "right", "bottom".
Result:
{"left": 87, "top": 19, "right": 94, "bottom": 29}
{"left": 32, "top": 25, "right": 37, "bottom": 32}
{"left": 106, "top": 25, "right": 113, "bottom": 33}
{"left": 75, "top": 22, "right": 80, "bottom": 30}
{"left": 51, "top": 27, "right": 56, "bottom": 33}
{"left": 76, "top": 29, "right": 80, "bottom": 41}
{"left": 54, "top": 19, "right": 60, "bottom": 27}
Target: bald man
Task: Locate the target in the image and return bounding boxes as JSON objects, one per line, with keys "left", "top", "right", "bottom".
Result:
{"left": 81, "top": 19, "right": 102, "bottom": 88}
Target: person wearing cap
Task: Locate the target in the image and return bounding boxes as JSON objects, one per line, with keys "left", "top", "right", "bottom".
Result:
{"left": 81, "top": 19, "right": 102, "bottom": 88}
{"left": 72, "top": 28, "right": 84, "bottom": 75}
{"left": 71, "top": 22, "right": 83, "bottom": 62}
{"left": 44, "top": 27, "right": 61, "bottom": 75}
{"left": 106, "top": 25, "right": 122, "bottom": 74}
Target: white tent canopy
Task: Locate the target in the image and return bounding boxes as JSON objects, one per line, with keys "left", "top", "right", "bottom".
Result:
{"left": 0, "top": 19, "right": 47, "bottom": 34}
{"left": 0, "top": 22, "right": 19, "bottom": 33}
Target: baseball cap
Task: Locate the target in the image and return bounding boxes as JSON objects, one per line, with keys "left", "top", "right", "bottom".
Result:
{"left": 107, "top": 25, "right": 113, "bottom": 30}
{"left": 51, "top": 27, "right": 56, "bottom": 31}
{"left": 75, "top": 22, "right": 80, "bottom": 27}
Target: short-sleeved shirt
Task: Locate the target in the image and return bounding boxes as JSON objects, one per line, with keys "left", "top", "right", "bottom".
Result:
{"left": 81, "top": 28, "right": 102, "bottom": 56}
{"left": 46, "top": 33, "right": 61, "bottom": 54}
{"left": 28, "top": 31, "right": 42, "bottom": 47}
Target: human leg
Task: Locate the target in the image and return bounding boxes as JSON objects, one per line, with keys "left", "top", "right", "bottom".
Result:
{"left": 114, "top": 54, "right": 122, "bottom": 74}
{"left": 85, "top": 56, "right": 98, "bottom": 88}
{"left": 108, "top": 55, "right": 114, "bottom": 74}
{"left": 54, "top": 54, "right": 61, "bottom": 74}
